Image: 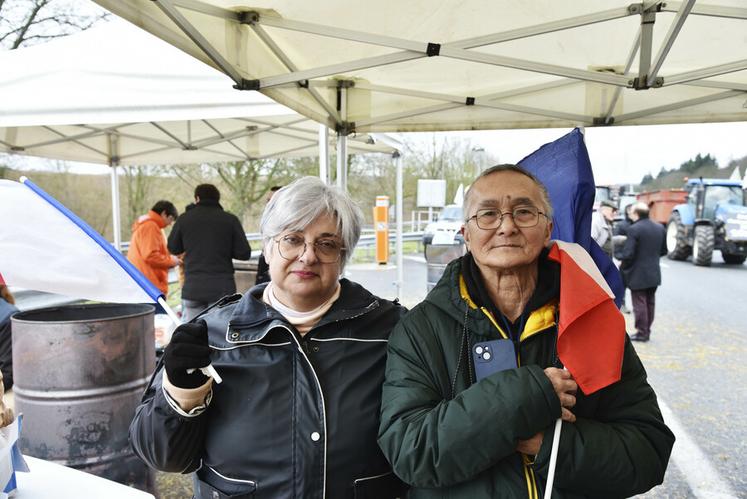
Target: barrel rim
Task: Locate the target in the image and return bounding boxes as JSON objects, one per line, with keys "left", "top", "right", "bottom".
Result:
{"left": 11, "top": 302, "right": 156, "bottom": 324}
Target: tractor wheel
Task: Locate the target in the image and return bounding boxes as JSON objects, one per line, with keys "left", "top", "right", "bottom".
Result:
{"left": 666, "top": 212, "right": 690, "bottom": 260}
{"left": 692, "top": 225, "right": 715, "bottom": 267}
{"left": 722, "top": 252, "right": 747, "bottom": 265}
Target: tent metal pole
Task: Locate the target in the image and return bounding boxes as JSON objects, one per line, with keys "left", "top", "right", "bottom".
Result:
{"left": 614, "top": 90, "right": 741, "bottom": 123}
{"left": 648, "top": 0, "right": 696, "bottom": 87}
{"left": 637, "top": 6, "right": 656, "bottom": 87}
{"left": 665, "top": 59, "right": 747, "bottom": 86}
{"left": 250, "top": 23, "right": 340, "bottom": 123}
{"left": 662, "top": 2, "right": 747, "bottom": 20}
{"left": 152, "top": 0, "right": 246, "bottom": 88}
{"left": 259, "top": 52, "right": 421, "bottom": 89}
{"left": 110, "top": 166, "right": 122, "bottom": 251}
{"left": 319, "top": 124, "right": 330, "bottom": 184}
{"left": 336, "top": 85, "right": 348, "bottom": 191}
{"left": 107, "top": 132, "right": 122, "bottom": 251}
{"left": 603, "top": 30, "right": 641, "bottom": 122}
{"left": 336, "top": 134, "right": 347, "bottom": 190}
{"left": 395, "top": 151, "right": 404, "bottom": 301}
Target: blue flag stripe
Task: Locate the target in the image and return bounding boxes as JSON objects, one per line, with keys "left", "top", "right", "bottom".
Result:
{"left": 519, "top": 128, "right": 624, "bottom": 306}
{"left": 20, "top": 177, "right": 163, "bottom": 302}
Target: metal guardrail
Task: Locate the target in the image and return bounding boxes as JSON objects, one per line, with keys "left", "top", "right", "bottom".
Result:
{"left": 12, "top": 232, "right": 426, "bottom": 311}
{"left": 118, "top": 231, "right": 424, "bottom": 252}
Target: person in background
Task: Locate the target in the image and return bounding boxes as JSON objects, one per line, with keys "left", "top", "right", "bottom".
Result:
{"left": 591, "top": 199, "right": 617, "bottom": 258}
{"left": 130, "top": 177, "right": 407, "bottom": 498}
{"left": 619, "top": 202, "right": 668, "bottom": 342}
{"left": 255, "top": 185, "right": 284, "bottom": 285}
{"left": 378, "top": 165, "right": 673, "bottom": 498}
{"left": 127, "top": 200, "right": 179, "bottom": 295}
{"left": 168, "top": 184, "right": 251, "bottom": 321}
{"left": 613, "top": 203, "right": 635, "bottom": 313}
{"left": 0, "top": 284, "right": 17, "bottom": 391}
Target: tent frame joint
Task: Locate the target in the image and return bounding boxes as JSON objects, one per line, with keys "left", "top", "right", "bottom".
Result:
{"left": 238, "top": 11, "right": 260, "bottom": 25}
{"left": 632, "top": 76, "right": 664, "bottom": 90}
{"left": 593, "top": 116, "right": 615, "bottom": 126}
{"left": 426, "top": 42, "right": 441, "bottom": 56}
{"left": 337, "top": 80, "right": 355, "bottom": 89}
{"left": 233, "top": 78, "right": 261, "bottom": 91}
{"left": 335, "top": 121, "right": 356, "bottom": 135}
{"left": 465, "top": 97, "right": 475, "bottom": 106}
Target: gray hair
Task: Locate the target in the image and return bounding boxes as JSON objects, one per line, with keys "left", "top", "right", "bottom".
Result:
{"left": 260, "top": 177, "right": 364, "bottom": 268}
{"left": 464, "top": 164, "right": 554, "bottom": 218}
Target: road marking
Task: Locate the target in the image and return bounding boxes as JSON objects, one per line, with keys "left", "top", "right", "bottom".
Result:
{"left": 404, "top": 255, "right": 426, "bottom": 263}
{"left": 658, "top": 398, "right": 738, "bottom": 499}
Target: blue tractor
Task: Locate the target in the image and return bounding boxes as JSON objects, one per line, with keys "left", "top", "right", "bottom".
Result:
{"left": 666, "top": 179, "right": 747, "bottom": 266}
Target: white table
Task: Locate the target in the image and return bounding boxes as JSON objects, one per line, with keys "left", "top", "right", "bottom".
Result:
{"left": 14, "top": 456, "right": 155, "bottom": 498}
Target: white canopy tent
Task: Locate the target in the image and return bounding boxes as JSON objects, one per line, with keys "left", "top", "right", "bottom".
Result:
{"left": 90, "top": 0, "right": 747, "bottom": 134}
{"left": 0, "top": 21, "right": 408, "bottom": 295}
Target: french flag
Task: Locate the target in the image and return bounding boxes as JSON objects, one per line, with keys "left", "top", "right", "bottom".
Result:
{"left": 548, "top": 240, "right": 626, "bottom": 395}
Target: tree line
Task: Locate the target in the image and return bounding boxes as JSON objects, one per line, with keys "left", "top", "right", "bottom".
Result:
{"left": 0, "top": 135, "right": 496, "bottom": 242}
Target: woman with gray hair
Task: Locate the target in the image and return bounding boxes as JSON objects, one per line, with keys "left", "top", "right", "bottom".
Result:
{"left": 129, "top": 176, "right": 407, "bottom": 498}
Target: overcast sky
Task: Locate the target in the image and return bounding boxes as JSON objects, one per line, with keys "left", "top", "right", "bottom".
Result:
{"left": 461, "top": 121, "right": 747, "bottom": 186}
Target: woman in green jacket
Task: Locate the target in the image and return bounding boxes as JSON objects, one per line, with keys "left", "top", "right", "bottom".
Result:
{"left": 378, "top": 165, "right": 674, "bottom": 498}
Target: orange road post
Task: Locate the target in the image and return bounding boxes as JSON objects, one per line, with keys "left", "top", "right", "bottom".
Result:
{"left": 374, "top": 196, "right": 389, "bottom": 265}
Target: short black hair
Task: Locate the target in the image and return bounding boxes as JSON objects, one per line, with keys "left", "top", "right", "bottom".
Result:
{"left": 195, "top": 183, "right": 220, "bottom": 202}
{"left": 151, "top": 200, "right": 178, "bottom": 218}
{"left": 270, "top": 185, "right": 283, "bottom": 192}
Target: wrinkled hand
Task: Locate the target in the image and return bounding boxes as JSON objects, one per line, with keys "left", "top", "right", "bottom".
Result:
{"left": 164, "top": 319, "right": 210, "bottom": 389}
{"left": 544, "top": 367, "right": 577, "bottom": 423}
{"left": 517, "top": 432, "right": 543, "bottom": 456}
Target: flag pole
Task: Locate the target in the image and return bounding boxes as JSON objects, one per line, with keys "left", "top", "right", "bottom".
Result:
{"left": 157, "top": 297, "right": 223, "bottom": 384}
{"left": 544, "top": 417, "right": 563, "bottom": 498}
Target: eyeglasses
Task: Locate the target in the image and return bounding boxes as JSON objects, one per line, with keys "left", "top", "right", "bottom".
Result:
{"left": 466, "top": 206, "right": 548, "bottom": 230}
{"left": 274, "top": 234, "right": 345, "bottom": 264}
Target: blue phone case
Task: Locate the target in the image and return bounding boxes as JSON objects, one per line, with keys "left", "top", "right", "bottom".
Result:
{"left": 473, "top": 339, "right": 517, "bottom": 381}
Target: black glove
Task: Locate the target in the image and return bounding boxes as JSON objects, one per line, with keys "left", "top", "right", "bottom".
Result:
{"left": 163, "top": 319, "right": 211, "bottom": 389}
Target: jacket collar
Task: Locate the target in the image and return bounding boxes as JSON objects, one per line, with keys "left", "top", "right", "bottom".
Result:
{"left": 196, "top": 198, "right": 223, "bottom": 210}
{"left": 226, "top": 278, "right": 380, "bottom": 342}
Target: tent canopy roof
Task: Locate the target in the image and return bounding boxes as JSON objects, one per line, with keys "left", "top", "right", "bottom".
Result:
{"left": 0, "top": 20, "right": 394, "bottom": 165}
{"left": 91, "top": 0, "right": 747, "bottom": 133}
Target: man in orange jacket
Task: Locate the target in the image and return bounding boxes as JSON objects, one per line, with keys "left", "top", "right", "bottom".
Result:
{"left": 127, "top": 200, "right": 180, "bottom": 295}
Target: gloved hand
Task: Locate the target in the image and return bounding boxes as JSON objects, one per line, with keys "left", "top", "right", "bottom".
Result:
{"left": 163, "top": 319, "right": 211, "bottom": 389}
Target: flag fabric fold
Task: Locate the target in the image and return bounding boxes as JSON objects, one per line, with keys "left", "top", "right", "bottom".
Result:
{"left": 519, "top": 128, "right": 624, "bottom": 306}
{"left": 0, "top": 177, "right": 162, "bottom": 304}
{"left": 548, "top": 240, "right": 626, "bottom": 394}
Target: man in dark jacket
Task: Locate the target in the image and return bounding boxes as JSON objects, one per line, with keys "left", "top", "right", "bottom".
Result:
{"left": 620, "top": 202, "right": 668, "bottom": 342}
{"left": 379, "top": 165, "right": 674, "bottom": 498}
{"left": 168, "top": 184, "right": 251, "bottom": 321}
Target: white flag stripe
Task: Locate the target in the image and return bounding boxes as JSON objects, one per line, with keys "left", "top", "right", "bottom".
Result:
{"left": 0, "top": 180, "right": 153, "bottom": 303}
{"left": 553, "top": 240, "right": 615, "bottom": 298}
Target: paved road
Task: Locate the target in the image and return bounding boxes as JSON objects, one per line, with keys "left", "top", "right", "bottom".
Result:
{"left": 347, "top": 254, "right": 747, "bottom": 498}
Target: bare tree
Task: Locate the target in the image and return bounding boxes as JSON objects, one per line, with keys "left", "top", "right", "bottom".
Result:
{"left": 0, "top": 0, "right": 107, "bottom": 50}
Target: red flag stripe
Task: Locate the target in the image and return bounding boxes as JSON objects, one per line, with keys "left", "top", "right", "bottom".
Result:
{"left": 548, "top": 242, "right": 626, "bottom": 395}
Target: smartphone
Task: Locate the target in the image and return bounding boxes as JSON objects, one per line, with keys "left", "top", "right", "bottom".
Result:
{"left": 473, "top": 339, "right": 518, "bottom": 381}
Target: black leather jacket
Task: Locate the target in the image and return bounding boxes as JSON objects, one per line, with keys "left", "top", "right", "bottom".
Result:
{"left": 130, "top": 279, "right": 407, "bottom": 499}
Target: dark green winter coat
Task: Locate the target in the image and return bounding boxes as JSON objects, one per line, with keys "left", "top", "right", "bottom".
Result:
{"left": 378, "top": 257, "right": 674, "bottom": 498}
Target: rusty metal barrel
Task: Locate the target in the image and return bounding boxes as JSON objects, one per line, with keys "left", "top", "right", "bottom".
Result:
{"left": 11, "top": 303, "right": 156, "bottom": 493}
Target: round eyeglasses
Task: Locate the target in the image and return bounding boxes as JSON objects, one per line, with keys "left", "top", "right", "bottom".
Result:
{"left": 466, "top": 206, "right": 548, "bottom": 230}
{"left": 274, "top": 234, "right": 345, "bottom": 264}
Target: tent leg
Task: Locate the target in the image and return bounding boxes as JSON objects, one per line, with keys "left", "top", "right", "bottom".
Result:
{"left": 395, "top": 151, "right": 404, "bottom": 301}
{"left": 319, "top": 124, "right": 330, "bottom": 184}
{"left": 336, "top": 133, "right": 348, "bottom": 190}
{"left": 110, "top": 165, "right": 122, "bottom": 251}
